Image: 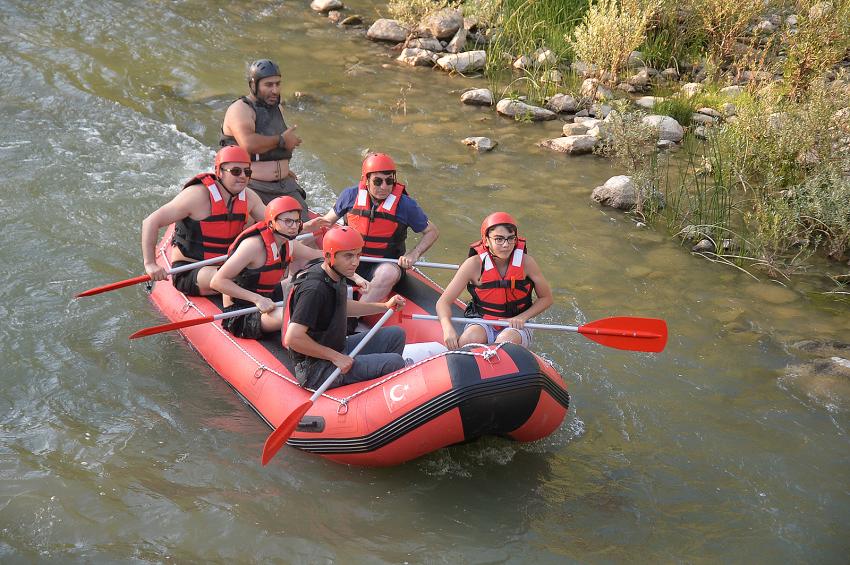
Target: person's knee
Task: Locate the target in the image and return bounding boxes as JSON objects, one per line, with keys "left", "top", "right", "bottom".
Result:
{"left": 496, "top": 328, "right": 523, "bottom": 345}
{"left": 372, "top": 263, "right": 402, "bottom": 285}
{"left": 382, "top": 326, "right": 406, "bottom": 353}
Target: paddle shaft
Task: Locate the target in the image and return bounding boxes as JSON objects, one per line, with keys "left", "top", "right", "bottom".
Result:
{"left": 308, "top": 308, "right": 396, "bottom": 401}
{"left": 413, "top": 315, "right": 659, "bottom": 339}
{"left": 359, "top": 257, "right": 458, "bottom": 270}
{"left": 77, "top": 232, "right": 316, "bottom": 298}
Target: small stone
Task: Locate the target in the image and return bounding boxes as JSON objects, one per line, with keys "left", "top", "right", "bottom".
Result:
{"left": 495, "top": 99, "right": 557, "bottom": 121}
{"left": 408, "top": 37, "right": 443, "bottom": 51}
{"left": 538, "top": 135, "right": 597, "bottom": 154}
{"left": 436, "top": 50, "right": 487, "bottom": 73}
{"left": 635, "top": 96, "right": 662, "bottom": 109}
{"left": 563, "top": 122, "right": 589, "bottom": 136}
{"left": 327, "top": 10, "right": 342, "bottom": 23}
{"left": 311, "top": 0, "right": 343, "bottom": 13}
{"left": 642, "top": 115, "right": 685, "bottom": 143}
{"left": 722, "top": 102, "right": 737, "bottom": 116}
{"left": 513, "top": 55, "right": 531, "bottom": 70}
{"left": 697, "top": 107, "right": 722, "bottom": 118}
{"left": 339, "top": 14, "right": 363, "bottom": 26}
{"left": 460, "top": 88, "right": 493, "bottom": 106}
{"left": 681, "top": 82, "right": 704, "bottom": 97}
{"left": 396, "top": 48, "right": 438, "bottom": 67}
{"left": 462, "top": 136, "right": 497, "bottom": 152}
{"left": 367, "top": 19, "right": 410, "bottom": 42}
{"left": 545, "top": 93, "right": 578, "bottom": 113}
{"left": 617, "top": 82, "right": 637, "bottom": 93}
{"left": 692, "top": 239, "right": 716, "bottom": 253}
{"left": 720, "top": 85, "right": 745, "bottom": 97}
{"left": 661, "top": 68, "right": 680, "bottom": 81}
{"left": 691, "top": 113, "right": 718, "bottom": 125}
{"left": 657, "top": 139, "right": 676, "bottom": 150}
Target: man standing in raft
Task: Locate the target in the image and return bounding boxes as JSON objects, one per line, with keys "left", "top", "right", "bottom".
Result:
{"left": 284, "top": 226, "right": 407, "bottom": 389}
{"left": 210, "top": 198, "right": 368, "bottom": 339}
{"left": 141, "top": 145, "right": 265, "bottom": 296}
{"left": 436, "top": 213, "right": 553, "bottom": 350}
{"left": 220, "top": 59, "right": 327, "bottom": 233}
{"left": 320, "top": 153, "right": 439, "bottom": 303}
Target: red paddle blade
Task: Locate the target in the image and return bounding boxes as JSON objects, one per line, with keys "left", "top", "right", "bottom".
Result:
{"left": 578, "top": 316, "right": 668, "bottom": 353}
{"left": 76, "top": 274, "right": 152, "bottom": 298}
{"left": 261, "top": 401, "right": 312, "bottom": 466}
{"left": 128, "top": 315, "right": 215, "bottom": 339}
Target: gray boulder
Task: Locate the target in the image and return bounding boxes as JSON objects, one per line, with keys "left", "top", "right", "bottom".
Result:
{"left": 436, "top": 50, "right": 486, "bottom": 73}
{"left": 496, "top": 99, "right": 556, "bottom": 121}
{"left": 462, "top": 136, "right": 497, "bottom": 152}
{"left": 423, "top": 8, "right": 464, "bottom": 39}
{"left": 545, "top": 93, "right": 578, "bottom": 113}
{"left": 397, "top": 48, "right": 438, "bottom": 67}
{"left": 538, "top": 135, "right": 597, "bottom": 154}
{"left": 642, "top": 115, "right": 684, "bottom": 143}
{"left": 460, "top": 88, "right": 493, "bottom": 106}
{"left": 367, "top": 19, "right": 410, "bottom": 42}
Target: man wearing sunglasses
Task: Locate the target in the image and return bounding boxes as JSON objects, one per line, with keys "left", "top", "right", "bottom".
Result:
{"left": 141, "top": 146, "right": 266, "bottom": 297}
{"left": 220, "top": 59, "right": 327, "bottom": 235}
{"left": 319, "top": 153, "right": 439, "bottom": 304}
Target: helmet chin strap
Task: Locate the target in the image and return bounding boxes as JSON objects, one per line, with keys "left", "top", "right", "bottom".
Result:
{"left": 270, "top": 223, "right": 297, "bottom": 241}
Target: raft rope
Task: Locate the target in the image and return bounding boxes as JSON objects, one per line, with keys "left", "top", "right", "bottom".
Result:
{"left": 156, "top": 244, "right": 509, "bottom": 412}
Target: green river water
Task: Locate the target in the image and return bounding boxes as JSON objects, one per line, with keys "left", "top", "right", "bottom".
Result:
{"left": 1, "top": 1, "right": 848, "bottom": 563}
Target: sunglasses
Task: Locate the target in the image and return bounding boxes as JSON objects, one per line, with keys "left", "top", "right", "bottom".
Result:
{"left": 276, "top": 218, "right": 303, "bottom": 228}
{"left": 222, "top": 166, "right": 252, "bottom": 178}
{"left": 489, "top": 235, "right": 517, "bottom": 246}
{"left": 370, "top": 175, "right": 395, "bottom": 187}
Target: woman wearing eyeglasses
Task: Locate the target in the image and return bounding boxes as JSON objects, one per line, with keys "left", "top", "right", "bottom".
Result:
{"left": 141, "top": 146, "right": 266, "bottom": 297}
{"left": 436, "top": 212, "right": 553, "bottom": 350}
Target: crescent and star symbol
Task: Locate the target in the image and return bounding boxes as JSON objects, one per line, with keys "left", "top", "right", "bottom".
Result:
{"left": 389, "top": 383, "right": 409, "bottom": 402}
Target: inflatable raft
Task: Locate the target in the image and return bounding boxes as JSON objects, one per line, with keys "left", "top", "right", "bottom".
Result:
{"left": 143, "top": 230, "right": 570, "bottom": 467}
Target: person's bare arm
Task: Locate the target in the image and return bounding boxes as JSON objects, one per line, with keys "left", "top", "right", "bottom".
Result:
{"left": 245, "top": 189, "right": 266, "bottom": 223}
{"left": 140, "top": 188, "right": 207, "bottom": 279}
{"left": 223, "top": 101, "right": 280, "bottom": 155}
{"left": 209, "top": 238, "right": 277, "bottom": 312}
{"left": 399, "top": 220, "right": 439, "bottom": 268}
{"left": 346, "top": 295, "right": 405, "bottom": 318}
{"left": 436, "top": 256, "right": 478, "bottom": 349}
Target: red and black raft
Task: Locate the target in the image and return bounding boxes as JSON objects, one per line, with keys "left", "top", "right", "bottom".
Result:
{"left": 144, "top": 228, "right": 570, "bottom": 467}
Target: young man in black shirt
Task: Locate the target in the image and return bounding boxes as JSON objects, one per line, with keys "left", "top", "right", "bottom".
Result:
{"left": 283, "top": 226, "right": 406, "bottom": 389}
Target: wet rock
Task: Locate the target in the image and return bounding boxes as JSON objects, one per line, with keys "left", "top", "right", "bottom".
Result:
{"left": 692, "top": 113, "right": 718, "bottom": 125}
{"left": 436, "top": 50, "right": 486, "bottom": 73}
{"left": 627, "top": 50, "right": 645, "bottom": 69}
{"left": 692, "top": 238, "right": 716, "bottom": 252}
{"left": 460, "top": 88, "right": 493, "bottom": 106}
{"left": 495, "top": 99, "right": 556, "bottom": 121}
{"left": 423, "top": 8, "right": 464, "bottom": 39}
{"left": 339, "top": 14, "right": 363, "bottom": 26}
{"left": 681, "top": 82, "right": 704, "bottom": 97}
{"left": 367, "top": 19, "right": 410, "bottom": 42}
{"left": 534, "top": 47, "right": 557, "bottom": 66}
{"left": 574, "top": 117, "right": 601, "bottom": 127}
{"left": 311, "top": 0, "right": 343, "bottom": 12}
{"left": 661, "top": 67, "right": 680, "bottom": 81}
{"left": 642, "top": 115, "right": 685, "bottom": 143}
{"left": 462, "top": 136, "right": 497, "bottom": 151}
{"left": 409, "top": 37, "right": 443, "bottom": 51}
{"left": 545, "top": 93, "right": 578, "bottom": 113}
{"left": 754, "top": 19, "right": 777, "bottom": 34}
{"left": 635, "top": 96, "right": 663, "bottom": 109}
{"left": 781, "top": 355, "right": 850, "bottom": 413}
{"left": 720, "top": 85, "right": 745, "bottom": 97}
{"left": 538, "top": 135, "right": 597, "bottom": 154}
{"left": 580, "top": 78, "right": 613, "bottom": 101}
{"left": 697, "top": 107, "right": 722, "bottom": 119}
{"left": 446, "top": 27, "right": 467, "bottom": 53}
{"left": 327, "top": 10, "right": 343, "bottom": 23}
{"left": 397, "top": 48, "right": 438, "bottom": 67}
{"left": 791, "top": 339, "right": 850, "bottom": 355}
{"left": 563, "top": 122, "right": 589, "bottom": 136}
{"left": 591, "top": 175, "right": 640, "bottom": 210}
{"left": 628, "top": 70, "right": 651, "bottom": 88}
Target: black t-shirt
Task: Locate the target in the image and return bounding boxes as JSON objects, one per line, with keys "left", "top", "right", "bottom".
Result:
{"left": 289, "top": 275, "right": 338, "bottom": 332}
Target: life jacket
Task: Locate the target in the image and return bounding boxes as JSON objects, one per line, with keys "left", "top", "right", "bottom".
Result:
{"left": 283, "top": 263, "right": 349, "bottom": 385}
{"left": 466, "top": 238, "right": 534, "bottom": 319}
{"left": 172, "top": 174, "right": 248, "bottom": 261}
{"left": 219, "top": 96, "right": 292, "bottom": 162}
{"left": 227, "top": 222, "right": 290, "bottom": 300}
{"left": 345, "top": 182, "right": 409, "bottom": 258}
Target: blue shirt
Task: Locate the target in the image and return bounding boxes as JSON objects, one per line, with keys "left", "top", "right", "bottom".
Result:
{"left": 333, "top": 185, "right": 430, "bottom": 233}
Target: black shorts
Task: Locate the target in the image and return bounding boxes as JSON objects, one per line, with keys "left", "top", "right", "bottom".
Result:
{"left": 171, "top": 261, "right": 202, "bottom": 296}
{"left": 220, "top": 286, "right": 283, "bottom": 340}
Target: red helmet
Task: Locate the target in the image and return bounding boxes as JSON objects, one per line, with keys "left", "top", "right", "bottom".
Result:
{"left": 481, "top": 212, "right": 518, "bottom": 240}
{"left": 361, "top": 153, "right": 396, "bottom": 180}
{"left": 215, "top": 145, "right": 251, "bottom": 176}
{"left": 265, "top": 196, "right": 302, "bottom": 227}
{"left": 323, "top": 226, "right": 364, "bottom": 266}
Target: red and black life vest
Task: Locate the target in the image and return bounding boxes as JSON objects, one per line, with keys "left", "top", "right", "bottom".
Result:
{"left": 345, "top": 182, "right": 409, "bottom": 258}
{"left": 227, "top": 222, "right": 291, "bottom": 299}
{"left": 172, "top": 174, "right": 248, "bottom": 261}
{"left": 466, "top": 238, "right": 535, "bottom": 319}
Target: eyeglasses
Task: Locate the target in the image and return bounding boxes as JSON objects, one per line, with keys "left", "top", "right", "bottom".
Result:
{"left": 222, "top": 166, "right": 252, "bottom": 178}
{"left": 489, "top": 235, "right": 517, "bottom": 246}
{"left": 276, "top": 218, "right": 303, "bottom": 228}
{"left": 370, "top": 175, "right": 395, "bottom": 187}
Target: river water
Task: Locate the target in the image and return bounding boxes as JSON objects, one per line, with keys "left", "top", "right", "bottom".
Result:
{"left": 1, "top": 1, "right": 848, "bottom": 562}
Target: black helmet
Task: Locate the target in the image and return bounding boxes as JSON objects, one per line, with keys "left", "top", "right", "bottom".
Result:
{"left": 248, "top": 59, "right": 281, "bottom": 95}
